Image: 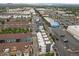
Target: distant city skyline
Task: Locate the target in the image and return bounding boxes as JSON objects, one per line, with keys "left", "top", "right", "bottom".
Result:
{"left": 0, "top": 0, "right": 79, "bottom": 4}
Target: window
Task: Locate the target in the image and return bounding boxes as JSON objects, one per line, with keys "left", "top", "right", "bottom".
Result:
{"left": 6, "top": 40, "right": 10, "bottom": 43}
{"left": 16, "top": 39, "right": 21, "bottom": 42}
{"left": 27, "top": 38, "right": 32, "bottom": 42}
{"left": 0, "top": 40, "right": 5, "bottom": 43}
{"left": 21, "top": 38, "right": 27, "bottom": 42}
{"left": 6, "top": 39, "right": 16, "bottom": 43}
{"left": 11, "top": 39, "right": 16, "bottom": 43}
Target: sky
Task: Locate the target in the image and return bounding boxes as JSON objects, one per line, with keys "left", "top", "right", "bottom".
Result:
{"left": 0, "top": 0, "right": 79, "bottom": 4}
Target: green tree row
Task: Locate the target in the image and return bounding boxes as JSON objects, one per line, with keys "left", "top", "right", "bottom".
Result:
{"left": 0, "top": 28, "right": 32, "bottom": 34}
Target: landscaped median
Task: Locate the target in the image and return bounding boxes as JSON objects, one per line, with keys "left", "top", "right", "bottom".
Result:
{"left": 0, "top": 28, "right": 32, "bottom": 34}
{"left": 39, "top": 51, "right": 56, "bottom": 56}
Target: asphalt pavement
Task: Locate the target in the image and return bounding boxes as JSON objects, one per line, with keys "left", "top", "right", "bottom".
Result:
{"left": 51, "top": 28, "right": 79, "bottom": 56}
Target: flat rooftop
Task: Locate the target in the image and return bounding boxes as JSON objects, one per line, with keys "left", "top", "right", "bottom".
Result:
{"left": 0, "top": 33, "right": 32, "bottom": 39}
{"left": 67, "top": 25, "right": 79, "bottom": 37}
{"left": 67, "top": 25, "right": 79, "bottom": 33}
{"left": 44, "top": 17, "right": 54, "bottom": 23}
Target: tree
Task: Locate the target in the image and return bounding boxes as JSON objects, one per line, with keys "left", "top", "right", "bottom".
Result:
{"left": 64, "top": 25, "right": 68, "bottom": 29}
{"left": 1, "top": 21, "right": 5, "bottom": 25}
{"left": 6, "top": 19, "right": 10, "bottom": 22}
{"left": 30, "top": 29, "right": 32, "bottom": 32}
{"left": 27, "top": 28, "right": 29, "bottom": 32}
{"left": 45, "top": 52, "right": 54, "bottom": 56}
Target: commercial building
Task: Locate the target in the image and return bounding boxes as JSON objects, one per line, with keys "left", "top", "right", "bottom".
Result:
{"left": 44, "top": 17, "right": 54, "bottom": 24}
{"left": 67, "top": 25, "right": 79, "bottom": 40}
{"left": 51, "top": 21, "right": 60, "bottom": 28}
{"left": 44, "top": 17, "right": 60, "bottom": 28}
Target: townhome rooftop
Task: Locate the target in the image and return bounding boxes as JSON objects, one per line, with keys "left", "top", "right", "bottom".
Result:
{"left": 0, "top": 32, "right": 32, "bottom": 39}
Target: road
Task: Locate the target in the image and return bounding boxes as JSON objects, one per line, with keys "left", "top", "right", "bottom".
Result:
{"left": 32, "top": 12, "right": 40, "bottom": 56}
{"left": 33, "top": 9, "right": 56, "bottom": 55}
{"left": 51, "top": 28, "right": 79, "bottom": 56}
{"left": 32, "top": 10, "right": 45, "bottom": 56}
{"left": 32, "top": 36, "right": 39, "bottom": 56}
{"left": 34, "top": 8, "right": 79, "bottom": 56}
